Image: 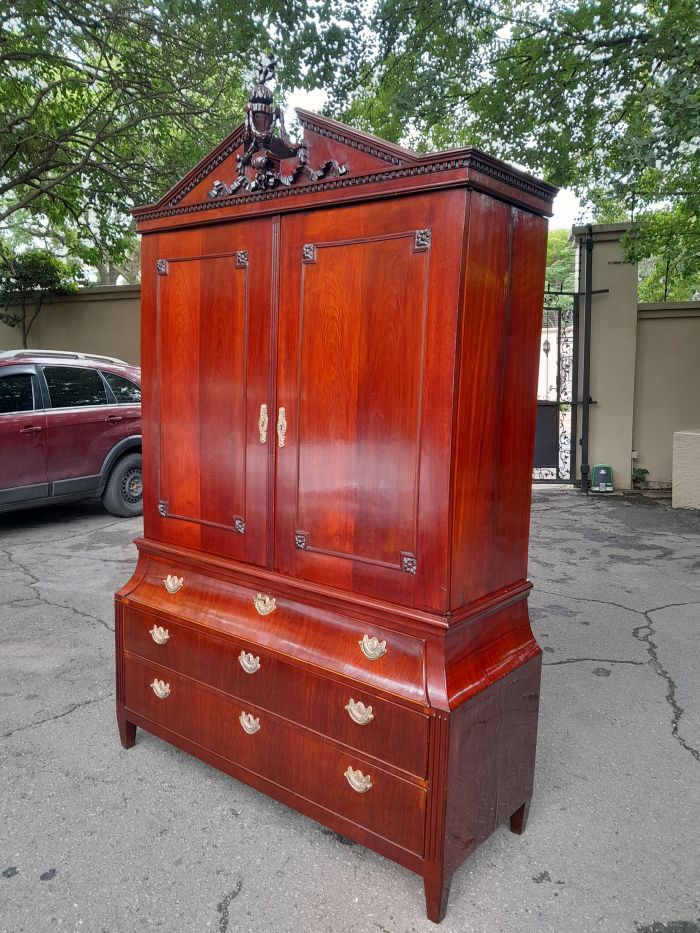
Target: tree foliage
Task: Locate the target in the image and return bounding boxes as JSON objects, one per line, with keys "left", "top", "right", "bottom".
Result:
{"left": 0, "top": 0, "right": 363, "bottom": 281}
{"left": 321, "top": 0, "right": 700, "bottom": 296}
{"left": 0, "top": 246, "right": 82, "bottom": 346}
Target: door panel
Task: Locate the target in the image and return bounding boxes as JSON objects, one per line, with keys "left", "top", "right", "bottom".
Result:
{"left": 275, "top": 193, "right": 465, "bottom": 611}
{"left": 155, "top": 221, "right": 271, "bottom": 566}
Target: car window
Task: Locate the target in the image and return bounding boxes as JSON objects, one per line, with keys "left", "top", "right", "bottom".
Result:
{"left": 0, "top": 373, "right": 34, "bottom": 414}
{"left": 43, "top": 366, "right": 108, "bottom": 408}
{"left": 101, "top": 371, "right": 141, "bottom": 404}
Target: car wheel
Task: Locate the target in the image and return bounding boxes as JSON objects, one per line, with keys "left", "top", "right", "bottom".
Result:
{"left": 102, "top": 453, "right": 143, "bottom": 517}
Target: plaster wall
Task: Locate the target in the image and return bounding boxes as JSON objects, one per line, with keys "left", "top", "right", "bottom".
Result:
{"left": 634, "top": 305, "right": 700, "bottom": 486}
{"left": 0, "top": 285, "right": 140, "bottom": 364}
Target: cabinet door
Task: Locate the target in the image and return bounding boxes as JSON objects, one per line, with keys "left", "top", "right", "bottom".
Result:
{"left": 153, "top": 221, "right": 271, "bottom": 566}
{"left": 274, "top": 193, "right": 465, "bottom": 611}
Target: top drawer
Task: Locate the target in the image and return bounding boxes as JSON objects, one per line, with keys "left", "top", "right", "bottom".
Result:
{"left": 121, "top": 558, "right": 427, "bottom": 703}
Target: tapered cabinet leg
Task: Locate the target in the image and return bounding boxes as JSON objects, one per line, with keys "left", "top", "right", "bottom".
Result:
{"left": 423, "top": 864, "right": 452, "bottom": 924}
{"left": 510, "top": 800, "right": 531, "bottom": 835}
{"left": 118, "top": 717, "right": 136, "bottom": 749}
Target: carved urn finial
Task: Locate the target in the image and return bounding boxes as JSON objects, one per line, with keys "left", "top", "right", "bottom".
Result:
{"left": 207, "top": 56, "right": 348, "bottom": 199}
{"left": 245, "top": 54, "right": 278, "bottom": 144}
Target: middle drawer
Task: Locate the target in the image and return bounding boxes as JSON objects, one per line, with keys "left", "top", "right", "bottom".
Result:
{"left": 122, "top": 606, "right": 429, "bottom": 778}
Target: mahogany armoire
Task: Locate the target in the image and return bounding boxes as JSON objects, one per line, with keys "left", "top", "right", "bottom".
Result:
{"left": 116, "top": 59, "right": 556, "bottom": 923}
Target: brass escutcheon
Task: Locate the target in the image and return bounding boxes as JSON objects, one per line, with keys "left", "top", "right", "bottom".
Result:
{"left": 239, "top": 711, "right": 260, "bottom": 735}
{"left": 253, "top": 593, "right": 276, "bottom": 616}
{"left": 149, "top": 625, "right": 170, "bottom": 645}
{"left": 163, "top": 575, "right": 183, "bottom": 595}
{"left": 150, "top": 679, "right": 170, "bottom": 699}
{"left": 344, "top": 766, "right": 372, "bottom": 793}
{"left": 359, "top": 634, "right": 387, "bottom": 661}
{"left": 239, "top": 651, "right": 261, "bottom": 674}
{"left": 345, "top": 698, "right": 374, "bottom": 725}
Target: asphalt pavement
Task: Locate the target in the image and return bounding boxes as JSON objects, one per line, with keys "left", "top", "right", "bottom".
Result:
{"left": 1, "top": 489, "right": 699, "bottom": 933}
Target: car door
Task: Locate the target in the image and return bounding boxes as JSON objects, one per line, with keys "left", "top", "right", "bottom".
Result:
{"left": 0, "top": 367, "right": 48, "bottom": 504}
{"left": 42, "top": 364, "right": 124, "bottom": 496}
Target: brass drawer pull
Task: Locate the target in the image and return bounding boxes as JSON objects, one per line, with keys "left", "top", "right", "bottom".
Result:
{"left": 344, "top": 766, "right": 372, "bottom": 794}
{"left": 163, "top": 575, "right": 183, "bottom": 595}
{"left": 239, "top": 711, "right": 260, "bottom": 735}
{"left": 253, "top": 593, "right": 276, "bottom": 616}
{"left": 277, "top": 406, "right": 286, "bottom": 448}
{"left": 359, "top": 634, "right": 386, "bottom": 661}
{"left": 149, "top": 625, "right": 170, "bottom": 645}
{"left": 345, "top": 698, "right": 374, "bottom": 725}
{"left": 150, "top": 679, "right": 170, "bottom": 699}
{"left": 258, "top": 403, "right": 269, "bottom": 444}
{"left": 239, "top": 651, "right": 261, "bottom": 674}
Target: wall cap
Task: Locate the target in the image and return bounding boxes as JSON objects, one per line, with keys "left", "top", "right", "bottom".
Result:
{"left": 570, "top": 222, "right": 636, "bottom": 244}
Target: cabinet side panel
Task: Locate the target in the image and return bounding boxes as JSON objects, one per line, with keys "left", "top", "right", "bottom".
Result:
{"left": 449, "top": 193, "right": 514, "bottom": 608}
{"left": 489, "top": 210, "right": 548, "bottom": 590}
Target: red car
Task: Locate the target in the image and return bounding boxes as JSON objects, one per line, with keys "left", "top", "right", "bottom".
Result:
{"left": 0, "top": 350, "right": 142, "bottom": 516}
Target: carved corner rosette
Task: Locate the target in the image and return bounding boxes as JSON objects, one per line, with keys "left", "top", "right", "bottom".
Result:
{"left": 207, "top": 56, "right": 348, "bottom": 200}
{"left": 301, "top": 244, "right": 316, "bottom": 263}
{"left": 156, "top": 258, "right": 168, "bottom": 275}
{"left": 294, "top": 531, "right": 308, "bottom": 550}
{"left": 414, "top": 229, "right": 432, "bottom": 252}
{"left": 401, "top": 551, "right": 417, "bottom": 574}
{"left": 236, "top": 250, "right": 249, "bottom": 267}
{"left": 157, "top": 501, "right": 168, "bottom": 517}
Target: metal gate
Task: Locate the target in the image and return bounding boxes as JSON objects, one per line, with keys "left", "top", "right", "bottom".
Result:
{"left": 532, "top": 288, "right": 578, "bottom": 482}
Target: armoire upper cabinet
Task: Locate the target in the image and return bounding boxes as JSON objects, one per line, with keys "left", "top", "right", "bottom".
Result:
{"left": 137, "top": 90, "right": 554, "bottom": 616}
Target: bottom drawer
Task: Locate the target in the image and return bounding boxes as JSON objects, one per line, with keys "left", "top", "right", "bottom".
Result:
{"left": 124, "top": 657, "right": 426, "bottom": 855}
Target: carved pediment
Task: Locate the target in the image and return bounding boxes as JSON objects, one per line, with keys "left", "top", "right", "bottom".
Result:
{"left": 149, "top": 56, "right": 419, "bottom": 214}
{"left": 133, "top": 57, "right": 555, "bottom": 223}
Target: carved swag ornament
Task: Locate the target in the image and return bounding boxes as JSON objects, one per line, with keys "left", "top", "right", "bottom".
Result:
{"left": 208, "top": 55, "right": 348, "bottom": 199}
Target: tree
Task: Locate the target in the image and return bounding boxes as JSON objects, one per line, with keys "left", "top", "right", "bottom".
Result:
{"left": 320, "top": 0, "right": 700, "bottom": 273}
{"left": 0, "top": 246, "right": 82, "bottom": 347}
{"left": 0, "top": 1, "right": 364, "bottom": 281}
{"left": 546, "top": 229, "right": 575, "bottom": 292}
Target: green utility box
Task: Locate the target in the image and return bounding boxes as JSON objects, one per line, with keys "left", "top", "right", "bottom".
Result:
{"left": 591, "top": 464, "right": 614, "bottom": 493}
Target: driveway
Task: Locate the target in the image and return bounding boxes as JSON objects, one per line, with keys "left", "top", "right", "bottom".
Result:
{"left": 1, "top": 490, "right": 699, "bottom": 933}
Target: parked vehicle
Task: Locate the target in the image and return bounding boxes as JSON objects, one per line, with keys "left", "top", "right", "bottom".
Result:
{"left": 0, "top": 350, "right": 142, "bottom": 517}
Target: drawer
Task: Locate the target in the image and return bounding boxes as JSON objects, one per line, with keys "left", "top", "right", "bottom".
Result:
{"left": 122, "top": 558, "right": 426, "bottom": 702}
{"left": 124, "top": 657, "right": 426, "bottom": 856}
{"left": 122, "top": 606, "right": 429, "bottom": 778}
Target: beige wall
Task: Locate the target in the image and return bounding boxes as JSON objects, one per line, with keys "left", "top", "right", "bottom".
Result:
{"left": 0, "top": 285, "right": 140, "bottom": 365}
{"left": 672, "top": 429, "right": 700, "bottom": 508}
{"left": 572, "top": 224, "right": 639, "bottom": 490}
{"left": 633, "top": 304, "right": 700, "bottom": 485}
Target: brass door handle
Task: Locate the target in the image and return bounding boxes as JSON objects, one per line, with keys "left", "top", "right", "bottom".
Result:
{"left": 344, "top": 766, "right": 372, "bottom": 793}
{"left": 277, "top": 407, "right": 286, "bottom": 448}
{"left": 149, "top": 625, "right": 170, "bottom": 645}
{"left": 258, "top": 403, "right": 268, "bottom": 444}
{"left": 345, "top": 698, "right": 374, "bottom": 725}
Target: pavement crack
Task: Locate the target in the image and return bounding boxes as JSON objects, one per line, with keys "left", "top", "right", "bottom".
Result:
{"left": 633, "top": 608, "right": 700, "bottom": 764}
{"left": 543, "top": 657, "right": 647, "bottom": 667}
{"left": 217, "top": 880, "right": 243, "bottom": 933}
{"left": 3, "top": 693, "right": 113, "bottom": 738}
{"left": 536, "top": 589, "right": 700, "bottom": 763}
